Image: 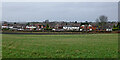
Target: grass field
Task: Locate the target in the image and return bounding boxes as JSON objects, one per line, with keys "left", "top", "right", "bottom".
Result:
{"left": 2, "top": 34, "right": 118, "bottom": 58}
{"left": 0, "top": 34, "right": 2, "bottom": 59}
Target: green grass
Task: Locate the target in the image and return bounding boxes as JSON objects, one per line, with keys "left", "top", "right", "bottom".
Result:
{"left": 0, "top": 34, "right": 2, "bottom": 59}
{"left": 2, "top": 34, "right": 118, "bottom": 58}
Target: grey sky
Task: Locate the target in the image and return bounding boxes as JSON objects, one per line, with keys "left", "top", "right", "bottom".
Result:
{"left": 2, "top": 2, "right": 118, "bottom": 22}
{"left": 2, "top": 0, "right": 119, "bottom": 2}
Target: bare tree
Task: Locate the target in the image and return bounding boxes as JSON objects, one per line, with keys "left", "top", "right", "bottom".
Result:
{"left": 96, "top": 18, "right": 99, "bottom": 23}
{"left": 95, "top": 18, "right": 100, "bottom": 27}
{"left": 99, "top": 15, "right": 108, "bottom": 23}
{"left": 98, "top": 15, "right": 108, "bottom": 29}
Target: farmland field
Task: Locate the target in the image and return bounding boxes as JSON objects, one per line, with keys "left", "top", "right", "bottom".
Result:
{"left": 2, "top": 34, "right": 118, "bottom": 58}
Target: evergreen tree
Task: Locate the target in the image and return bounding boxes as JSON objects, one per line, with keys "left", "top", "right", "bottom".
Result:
{"left": 46, "top": 24, "right": 49, "bottom": 29}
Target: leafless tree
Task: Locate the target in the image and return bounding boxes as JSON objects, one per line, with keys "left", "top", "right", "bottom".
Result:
{"left": 99, "top": 15, "right": 108, "bottom": 23}
{"left": 96, "top": 15, "right": 108, "bottom": 29}
{"left": 95, "top": 18, "right": 100, "bottom": 26}
{"left": 96, "top": 18, "right": 99, "bottom": 23}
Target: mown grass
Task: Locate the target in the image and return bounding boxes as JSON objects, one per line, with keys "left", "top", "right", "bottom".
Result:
{"left": 0, "top": 34, "right": 2, "bottom": 59}
{"left": 2, "top": 34, "right": 118, "bottom": 58}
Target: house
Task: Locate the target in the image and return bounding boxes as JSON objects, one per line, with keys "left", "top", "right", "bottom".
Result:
{"left": 63, "top": 26, "right": 80, "bottom": 31}
{"left": 35, "top": 24, "right": 46, "bottom": 30}
{"left": 25, "top": 25, "right": 36, "bottom": 30}
{"left": 2, "top": 24, "right": 8, "bottom": 29}
{"left": 80, "top": 22, "right": 93, "bottom": 32}
{"left": 80, "top": 24, "right": 92, "bottom": 31}
{"left": 55, "top": 24, "right": 63, "bottom": 29}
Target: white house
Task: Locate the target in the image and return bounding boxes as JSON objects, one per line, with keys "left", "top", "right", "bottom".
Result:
{"left": 8, "top": 26, "right": 13, "bottom": 29}
{"left": 2, "top": 26, "right": 8, "bottom": 29}
{"left": 63, "top": 26, "right": 80, "bottom": 31}
{"left": 25, "top": 26, "right": 36, "bottom": 30}
{"left": 26, "top": 26, "right": 36, "bottom": 29}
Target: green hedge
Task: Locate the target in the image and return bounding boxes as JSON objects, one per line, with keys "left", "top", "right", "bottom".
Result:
{"left": 112, "top": 28, "right": 119, "bottom": 31}
{"left": 2, "top": 28, "right": 9, "bottom": 31}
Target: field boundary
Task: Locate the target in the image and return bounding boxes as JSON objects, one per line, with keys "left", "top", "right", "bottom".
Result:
{"left": 1, "top": 32, "right": 118, "bottom": 35}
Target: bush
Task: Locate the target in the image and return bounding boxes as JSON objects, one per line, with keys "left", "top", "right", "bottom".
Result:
{"left": 112, "top": 28, "right": 119, "bottom": 31}
{"left": 2, "top": 28, "right": 9, "bottom": 31}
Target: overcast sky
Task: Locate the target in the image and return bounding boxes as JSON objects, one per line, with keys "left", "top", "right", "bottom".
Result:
{"left": 2, "top": 2, "right": 118, "bottom": 22}
{"left": 2, "top": 0, "right": 119, "bottom": 2}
